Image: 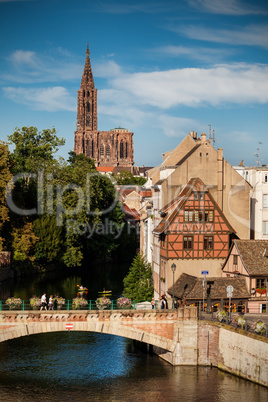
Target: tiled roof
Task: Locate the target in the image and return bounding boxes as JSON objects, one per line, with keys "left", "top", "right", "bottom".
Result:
{"left": 139, "top": 190, "right": 152, "bottom": 197}
{"left": 122, "top": 203, "right": 140, "bottom": 221}
{"left": 234, "top": 239, "right": 268, "bottom": 275}
{"left": 168, "top": 273, "right": 249, "bottom": 300}
{"left": 96, "top": 166, "right": 114, "bottom": 173}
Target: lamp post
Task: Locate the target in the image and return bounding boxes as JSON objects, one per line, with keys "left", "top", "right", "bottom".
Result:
{"left": 171, "top": 263, "right": 177, "bottom": 309}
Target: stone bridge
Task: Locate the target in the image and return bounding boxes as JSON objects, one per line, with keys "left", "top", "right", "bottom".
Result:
{"left": 1, "top": 307, "right": 267, "bottom": 386}
{"left": 0, "top": 307, "right": 198, "bottom": 366}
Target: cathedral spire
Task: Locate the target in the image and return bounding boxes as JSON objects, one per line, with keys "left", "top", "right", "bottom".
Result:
{"left": 81, "top": 43, "right": 94, "bottom": 88}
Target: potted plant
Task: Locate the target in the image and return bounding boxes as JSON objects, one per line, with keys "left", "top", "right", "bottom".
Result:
{"left": 116, "top": 297, "right": 132, "bottom": 309}
{"left": 256, "top": 288, "right": 266, "bottom": 295}
{"left": 216, "top": 310, "right": 227, "bottom": 322}
{"left": 96, "top": 297, "right": 112, "bottom": 310}
{"left": 252, "top": 320, "right": 266, "bottom": 335}
{"left": 72, "top": 297, "right": 88, "bottom": 310}
{"left": 53, "top": 296, "right": 65, "bottom": 309}
{"left": 30, "top": 296, "right": 42, "bottom": 310}
{"left": 5, "top": 297, "right": 22, "bottom": 310}
{"left": 232, "top": 315, "right": 246, "bottom": 330}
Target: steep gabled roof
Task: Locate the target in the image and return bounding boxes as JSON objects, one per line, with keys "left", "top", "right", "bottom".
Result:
{"left": 168, "top": 273, "right": 249, "bottom": 300}
{"left": 153, "top": 177, "right": 235, "bottom": 235}
{"left": 224, "top": 239, "right": 268, "bottom": 276}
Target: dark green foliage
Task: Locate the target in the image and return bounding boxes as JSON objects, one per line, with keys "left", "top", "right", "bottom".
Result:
{"left": 33, "top": 216, "right": 62, "bottom": 262}
{"left": 113, "top": 170, "right": 146, "bottom": 185}
{"left": 4, "top": 127, "right": 134, "bottom": 268}
{"left": 123, "top": 253, "right": 154, "bottom": 300}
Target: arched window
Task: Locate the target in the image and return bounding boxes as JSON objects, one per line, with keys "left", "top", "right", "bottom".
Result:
{"left": 120, "top": 141, "right": 124, "bottom": 158}
{"left": 125, "top": 143, "right": 128, "bottom": 158}
{"left": 100, "top": 144, "right": 104, "bottom": 156}
{"left": 106, "top": 145, "right": 110, "bottom": 157}
{"left": 86, "top": 114, "right": 90, "bottom": 127}
{"left": 87, "top": 102, "right": 90, "bottom": 112}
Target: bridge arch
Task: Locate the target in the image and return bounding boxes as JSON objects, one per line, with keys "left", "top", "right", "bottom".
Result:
{"left": 0, "top": 310, "right": 181, "bottom": 353}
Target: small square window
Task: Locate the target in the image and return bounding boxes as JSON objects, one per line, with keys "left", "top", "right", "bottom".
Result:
{"left": 183, "top": 236, "right": 193, "bottom": 249}
{"left": 204, "top": 236, "right": 213, "bottom": 250}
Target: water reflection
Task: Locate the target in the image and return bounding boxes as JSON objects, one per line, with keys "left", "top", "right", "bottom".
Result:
{"left": 0, "top": 332, "right": 267, "bottom": 401}
{"left": 0, "top": 262, "right": 130, "bottom": 301}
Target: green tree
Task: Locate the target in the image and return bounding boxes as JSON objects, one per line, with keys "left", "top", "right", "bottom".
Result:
{"left": 113, "top": 170, "right": 146, "bottom": 185}
{"left": 123, "top": 253, "right": 153, "bottom": 300}
{"left": 8, "top": 126, "right": 65, "bottom": 173}
{"left": 33, "top": 215, "right": 62, "bottom": 262}
{"left": 0, "top": 142, "right": 12, "bottom": 251}
{"left": 12, "top": 222, "right": 38, "bottom": 263}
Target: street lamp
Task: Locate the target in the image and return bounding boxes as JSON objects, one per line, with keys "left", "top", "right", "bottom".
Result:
{"left": 171, "top": 263, "right": 177, "bottom": 309}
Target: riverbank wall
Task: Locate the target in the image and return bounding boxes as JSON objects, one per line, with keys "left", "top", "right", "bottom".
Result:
{"left": 198, "top": 321, "right": 268, "bottom": 387}
{"left": 154, "top": 317, "right": 268, "bottom": 387}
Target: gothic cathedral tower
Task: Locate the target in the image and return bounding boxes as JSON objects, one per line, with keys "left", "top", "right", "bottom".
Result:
{"left": 74, "top": 45, "right": 134, "bottom": 169}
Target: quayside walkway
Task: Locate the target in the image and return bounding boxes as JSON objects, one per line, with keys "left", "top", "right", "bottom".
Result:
{"left": 0, "top": 307, "right": 267, "bottom": 387}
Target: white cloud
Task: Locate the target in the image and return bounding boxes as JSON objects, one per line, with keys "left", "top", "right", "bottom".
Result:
{"left": 108, "top": 63, "right": 268, "bottom": 108}
{"left": 3, "top": 86, "right": 76, "bottom": 112}
{"left": 2, "top": 50, "right": 82, "bottom": 84}
{"left": 173, "top": 24, "right": 268, "bottom": 48}
{"left": 156, "top": 45, "right": 234, "bottom": 63}
{"left": 187, "top": 0, "right": 267, "bottom": 15}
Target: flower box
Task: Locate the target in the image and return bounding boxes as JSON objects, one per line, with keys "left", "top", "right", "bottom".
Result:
{"left": 5, "top": 297, "right": 22, "bottom": 310}
{"left": 30, "top": 296, "right": 42, "bottom": 310}
{"left": 252, "top": 320, "right": 266, "bottom": 335}
{"left": 116, "top": 297, "right": 132, "bottom": 309}
{"left": 216, "top": 310, "right": 227, "bottom": 322}
{"left": 72, "top": 297, "right": 88, "bottom": 310}
{"left": 96, "top": 297, "right": 112, "bottom": 310}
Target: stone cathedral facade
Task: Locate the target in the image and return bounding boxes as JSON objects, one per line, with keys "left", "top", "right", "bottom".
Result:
{"left": 74, "top": 45, "right": 134, "bottom": 168}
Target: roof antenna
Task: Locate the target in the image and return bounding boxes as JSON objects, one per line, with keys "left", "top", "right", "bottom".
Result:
{"left": 254, "top": 142, "right": 262, "bottom": 167}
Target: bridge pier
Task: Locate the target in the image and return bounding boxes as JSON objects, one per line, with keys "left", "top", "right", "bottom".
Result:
{"left": 152, "top": 307, "right": 198, "bottom": 365}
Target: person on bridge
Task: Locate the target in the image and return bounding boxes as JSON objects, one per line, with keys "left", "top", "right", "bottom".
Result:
{"left": 40, "top": 293, "right": 47, "bottom": 311}
{"left": 48, "top": 295, "right": 53, "bottom": 310}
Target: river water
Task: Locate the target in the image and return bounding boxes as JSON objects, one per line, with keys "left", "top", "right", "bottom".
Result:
{"left": 0, "top": 269, "right": 267, "bottom": 401}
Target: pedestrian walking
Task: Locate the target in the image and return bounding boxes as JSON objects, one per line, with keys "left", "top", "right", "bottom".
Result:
{"left": 48, "top": 295, "right": 53, "bottom": 310}
{"left": 151, "top": 298, "right": 155, "bottom": 309}
{"left": 40, "top": 293, "right": 47, "bottom": 311}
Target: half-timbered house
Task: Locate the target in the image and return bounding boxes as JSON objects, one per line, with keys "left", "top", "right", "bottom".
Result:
{"left": 222, "top": 239, "right": 268, "bottom": 313}
{"left": 153, "top": 177, "right": 237, "bottom": 297}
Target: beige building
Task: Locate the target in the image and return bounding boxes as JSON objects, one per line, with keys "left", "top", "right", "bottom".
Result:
{"left": 234, "top": 163, "right": 268, "bottom": 239}
{"left": 141, "top": 131, "right": 251, "bottom": 298}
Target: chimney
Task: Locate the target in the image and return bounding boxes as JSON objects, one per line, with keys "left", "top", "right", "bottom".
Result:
{"left": 190, "top": 131, "right": 197, "bottom": 140}
{"left": 201, "top": 133, "right": 206, "bottom": 143}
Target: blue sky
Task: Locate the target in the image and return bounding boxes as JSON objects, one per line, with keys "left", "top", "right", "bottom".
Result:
{"left": 0, "top": 0, "right": 267, "bottom": 167}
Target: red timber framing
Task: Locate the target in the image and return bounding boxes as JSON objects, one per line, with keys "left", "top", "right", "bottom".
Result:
{"left": 154, "top": 178, "right": 236, "bottom": 260}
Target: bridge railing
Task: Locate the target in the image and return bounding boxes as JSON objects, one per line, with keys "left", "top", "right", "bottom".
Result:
{"left": 0, "top": 300, "right": 159, "bottom": 311}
